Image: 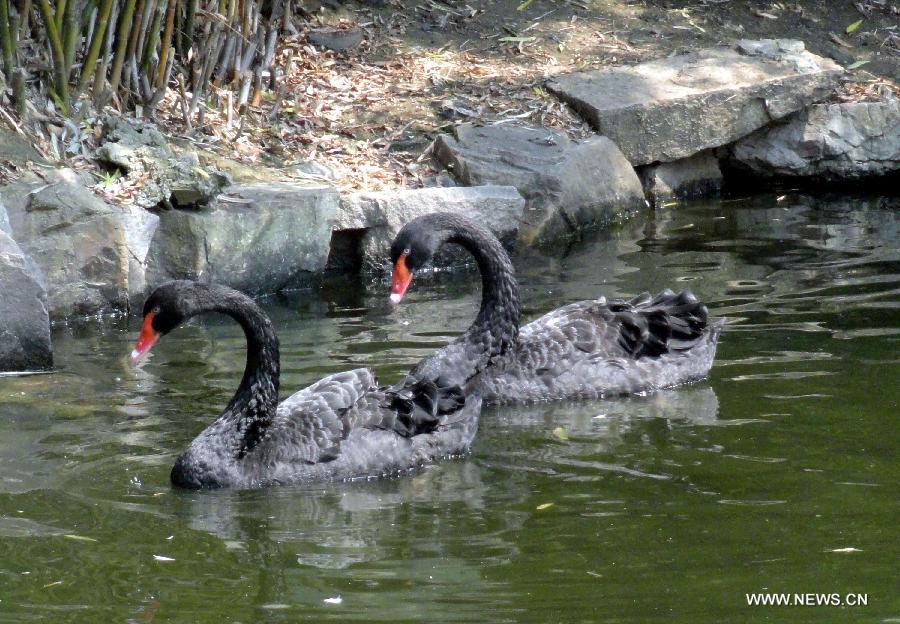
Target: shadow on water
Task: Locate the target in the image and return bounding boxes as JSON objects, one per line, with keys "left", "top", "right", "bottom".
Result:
{"left": 0, "top": 193, "right": 897, "bottom": 622}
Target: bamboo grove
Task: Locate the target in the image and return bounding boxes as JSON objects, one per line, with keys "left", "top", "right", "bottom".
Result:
{"left": 0, "top": 0, "right": 289, "bottom": 123}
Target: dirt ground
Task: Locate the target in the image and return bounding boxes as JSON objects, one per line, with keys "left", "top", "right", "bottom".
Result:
{"left": 199, "top": 0, "right": 897, "bottom": 191}
{"left": 5, "top": 0, "right": 899, "bottom": 194}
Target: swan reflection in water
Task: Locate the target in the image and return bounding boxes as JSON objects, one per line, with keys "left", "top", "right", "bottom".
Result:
{"left": 172, "top": 383, "right": 720, "bottom": 564}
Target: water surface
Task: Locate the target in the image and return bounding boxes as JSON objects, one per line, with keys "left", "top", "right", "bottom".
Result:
{"left": 0, "top": 194, "right": 897, "bottom": 622}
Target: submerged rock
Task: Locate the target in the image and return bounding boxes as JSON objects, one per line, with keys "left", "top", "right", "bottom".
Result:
{"left": 145, "top": 182, "right": 339, "bottom": 294}
{"left": 433, "top": 123, "right": 644, "bottom": 246}
{"left": 337, "top": 185, "right": 525, "bottom": 273}
{"left": 638, "top": 151, "right": 723, "bottom": 206}
{"left": 728, "top": 97, "right": 900, "bottom": 181}
{"left": 547, "top": 39, "right": 844, "bottom": 166}
{"left": 0, "top": 169, "right": 129, "bottom": 318}
{"left": 0, "top": 200, "right": 52, "bottom": 372}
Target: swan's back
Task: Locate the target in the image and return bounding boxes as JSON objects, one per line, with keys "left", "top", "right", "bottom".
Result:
{"left": 244, "top": 369, "right": 480, "bottom": 487}
{"left": 477, "top": 290, "right": 723, "bottom": 403}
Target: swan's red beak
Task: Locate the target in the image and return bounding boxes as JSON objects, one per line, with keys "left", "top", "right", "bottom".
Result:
{"left": 130, "top": 312, "right": 159, "bottom": 364}
{"left": 389, "top": 255, "right": 413, "bottom": 304}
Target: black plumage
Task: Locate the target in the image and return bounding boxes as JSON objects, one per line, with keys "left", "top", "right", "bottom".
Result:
{"left": 390, "top": 213, "right": 724, "bottom": 404}
{"left": 134, "top": 281, "right": 483, "bottom": 489}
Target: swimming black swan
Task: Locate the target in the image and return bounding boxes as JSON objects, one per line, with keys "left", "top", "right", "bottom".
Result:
{"left": 129, "top": 280, "right": 488, "bottom": 489}
{"left": 389, "top": 212, "right": 724, "bottom": 404}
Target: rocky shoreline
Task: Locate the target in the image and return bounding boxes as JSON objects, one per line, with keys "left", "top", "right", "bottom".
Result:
{"left": 1, "top": 39, "right": 898, "bottom": 372}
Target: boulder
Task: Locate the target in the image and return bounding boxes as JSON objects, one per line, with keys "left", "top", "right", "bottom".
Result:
{"left": 0, "top": 170, "right": 130, "bottom": 318}
{"left": 336, "top": 186, "right": 525, "bottom": 273}
{"left": 95, "top": 115, "right": 230, "bottom": 210}
{"left": 637, "top": 150, "right": 723, "bottom": 206}
{"left": 0, "top": 127, "right": 46, "bottom": 166}
{"left": 728, "top": 97, "right": 900, "bottom": 180}
{"left": 546, "top": 39, "right": 844, "bottom": 166}
{"left": 119, "top": 205, "right": 160, "bottom": 300}
{"left": 145, "top": 182, "right": 339, "bottom": 293}
{"left": 0, "top": 200, "right": 52, "bottom": 371}
{"left": 433, "top": 124, "right": 644, "bottom": 246}
{"left": 307, "top": 27, "right": 364, "bottom": 52}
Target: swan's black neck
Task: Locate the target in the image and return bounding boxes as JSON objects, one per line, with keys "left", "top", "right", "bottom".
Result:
{"left": 414, "top": 215, "right": 521, "bottom": 385}
{"left": 451, "top": 224, "right": 521, "bottom": 358}
{"left": 193, "top": 285, "right": 280, "bottom": 458}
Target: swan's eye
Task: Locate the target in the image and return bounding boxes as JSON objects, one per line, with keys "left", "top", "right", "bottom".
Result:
{"left": 402, "top": 248, "right": 410, "bottom": 256}
{"left": 151, "top": 305, "right": 161, "bottom": 316}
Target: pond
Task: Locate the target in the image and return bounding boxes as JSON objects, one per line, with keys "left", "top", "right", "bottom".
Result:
{"left": 0, "top": 193, "right": 897, "bottom": 622}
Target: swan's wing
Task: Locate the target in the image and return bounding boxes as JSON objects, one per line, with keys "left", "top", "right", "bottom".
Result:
{"left": 377, "top": 375, "right": 468, "bottom": 437}
{"left": 516, "top": 289, "right": 710, "bottom": 367}
{"left": 607, "top": 289, "right": 710, "bottom": 357}
{"left": 268, "top": 368, "right": 378, "bottom": 464}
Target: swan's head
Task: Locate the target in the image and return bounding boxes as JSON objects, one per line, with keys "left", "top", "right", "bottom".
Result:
{"left": 389, "top": 214, "right": 450, "bottom": 304}
{"left": 129, "top": 281, "right": 199, "bottom": 363}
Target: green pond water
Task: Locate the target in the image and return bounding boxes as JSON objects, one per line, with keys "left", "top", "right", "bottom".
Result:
{"left": 0, "top": 194, "right": 897, "bottom": 623}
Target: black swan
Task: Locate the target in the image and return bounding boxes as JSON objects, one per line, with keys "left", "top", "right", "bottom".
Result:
{"left": 129, "top": 280, "right": 489, "bottom": 489}
{"left": 389, "top": 212, "right": 724, "bottom": 404}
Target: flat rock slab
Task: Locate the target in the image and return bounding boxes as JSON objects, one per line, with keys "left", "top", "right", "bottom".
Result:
{"left": 145, "top": 182, "right": 339, "bottom": 294}
{"left": 433, "top": 124, "right": 645, "bottom": 246}
{"left": 0, "top": 200, "right": 52, "bottom": 371}
{"left": 0, "top": 169, "right": 129, "bottom": 319}
{"left": 337, "top": 186, "right": 525, "bottom": 273}
{"left": 547, "top": 39, "right": 844, "bottom": 166}
{"left": 729, "top": 98, "right": 900, "bottom": 180}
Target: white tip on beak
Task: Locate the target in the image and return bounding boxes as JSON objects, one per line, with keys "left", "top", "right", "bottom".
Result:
{"left": 129, "top": 349, "right": 142, "bottom": 363}
{"left": 389, "top": 292, "right": 402, "bottom": 304}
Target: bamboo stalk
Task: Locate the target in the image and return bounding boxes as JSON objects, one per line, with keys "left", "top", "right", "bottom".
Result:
{"left": 84, "top": 6, "right": 97, "bottom": 61}
{"left": 188, "top": 25, "right": 221, "bottom": 117}
{"left": 91, "top": 0, "right": 118, "bottom": 100}
{"left": 122, "top": 0, "right": 145, "bottom": 94}
{"left": 177, "top": 73, "right": 191, "bottom": 128}
{"left": 155, "top": 0, "right": 177, "bottom": 87}
{"left": 178, "top": 0, "right": 197, "bottom": 59}
{"left": 0, "top": 0, "right": 14, "bottom": 75}
{"left": 60, "top": 0, "right": 78, "bottom": 82}
{"left": 75, "top": 0, "right": 115, "bottom": 96}
{"left": 148, "top": 43, "right": 173, "bottom": 111}
{"left": 54, "top": 0, "right": 66, "bottom": 34}
{"left": 140, "top": 0, "right": 164, "bottom": 75}
{"left": 37, "top": 0, "right": 70, "bottom": 112}
{"left": 134, "top": 0, "right": 155, "bottom": 74}
{"left": 18, "top": 0, "right": 33, "bottom": 39}
{"left": 12, "top": 68, "right": 26, "bottom": 115}
{"left": 107, "top": 0, "right": 136, "bottom": 100}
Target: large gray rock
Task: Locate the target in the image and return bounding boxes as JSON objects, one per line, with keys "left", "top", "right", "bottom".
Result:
{"left": 547, "top": 39, "right": 844, "bottom": 166}
{"left": 119, "top": 205, "right": 160, "bottom": 300}
{"left": 95, "top": 116, "right": 230, "bottom": 211}
{"left": 0, "top": 127, "right": 46, "bottom": 166}
{"left": 728, "top": 97, "right": 900, "bottom": 180}
{"left": 145, "top": 182, "right": 339, "bottom": 293}
{"left": 637, "top": 150, "right": 723, "bottom": 206}
{"left": 0, "top": 170, "right": 130, "bottom": 318}
{"left": 433, "top": 124, "right": 644, "bottom": 246}
{"left": 0, "top": 201, "right": 52, "bottom": 371}
{"left": 336, "top": 186, "right": 525, "bottom": 273}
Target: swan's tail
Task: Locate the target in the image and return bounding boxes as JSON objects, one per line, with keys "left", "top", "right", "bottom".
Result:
{"left": 611, "top": 289, "right": 715, "bottom": 358}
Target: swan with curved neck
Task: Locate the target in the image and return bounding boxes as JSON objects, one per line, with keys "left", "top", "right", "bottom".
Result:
{"left": 389, "top": 212, "right": 723, "bottom": 403}
{"left": 129, "top": 280, "right": 488, "bottom": 489}
{"left": 390, "top": 212, "right": 521, "bottom": 388}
